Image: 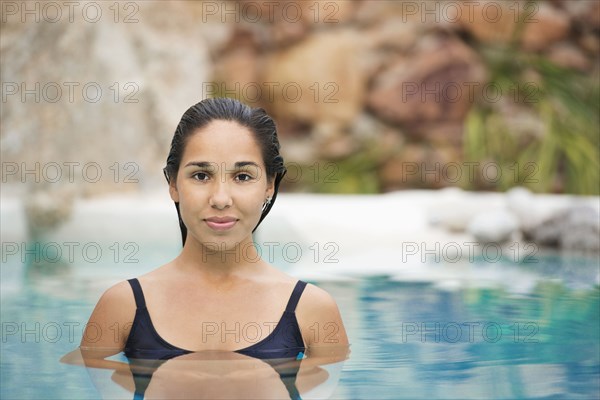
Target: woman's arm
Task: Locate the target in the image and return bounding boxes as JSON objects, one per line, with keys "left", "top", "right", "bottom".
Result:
{"left": 60, "top": 280, "right": 136, "bottom": 369}
{"left": 59, "top": 347, "right": 131, "bottom": 373}
{"left": 297, "top": 283, "right": 351, "bottom": 363}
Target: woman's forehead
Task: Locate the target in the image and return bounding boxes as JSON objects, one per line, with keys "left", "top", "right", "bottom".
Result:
{"left": 182, "top": 120, "right": 263, "bottom": 163}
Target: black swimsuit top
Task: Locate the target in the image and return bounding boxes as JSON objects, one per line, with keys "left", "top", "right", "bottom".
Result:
{"left": 124, "top": 278, "right": 308, "bottom": 400}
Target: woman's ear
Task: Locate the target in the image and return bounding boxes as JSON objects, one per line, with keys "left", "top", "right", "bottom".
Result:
{"left": 169, "top": 180, "right": 179, "bottom": 203}
{"left": 266, "top": 177, "right": 275, "bottom": 199}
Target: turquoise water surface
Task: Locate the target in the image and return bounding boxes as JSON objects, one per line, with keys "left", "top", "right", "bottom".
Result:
{"left": 1, "top": 249, "right": 599, "bottom": 399}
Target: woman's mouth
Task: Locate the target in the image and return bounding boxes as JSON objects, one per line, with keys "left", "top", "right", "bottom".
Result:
{"left": 204, "top": 217, "right": 238, "bottom": 231}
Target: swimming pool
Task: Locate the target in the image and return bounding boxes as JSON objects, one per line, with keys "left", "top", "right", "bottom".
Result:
{"left": 1, "top": 248, "right": 598, "bottom": 399}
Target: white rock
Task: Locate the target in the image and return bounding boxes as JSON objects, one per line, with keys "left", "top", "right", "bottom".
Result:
{"left": 467, "top": 210, "right": 519, "bottom": 243}
{"left": 428, "top": 188, "right": 503, "bottom": 232}
{"left": 506, "top": 186, "right": 534, "bottom": 229}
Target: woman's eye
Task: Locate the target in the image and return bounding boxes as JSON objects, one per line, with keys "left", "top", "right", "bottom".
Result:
{"left": 193, "top": 172, "right": 209, "bottom": 181}
{"left": 236, "top": 173, "right": 253, "bottom": 182}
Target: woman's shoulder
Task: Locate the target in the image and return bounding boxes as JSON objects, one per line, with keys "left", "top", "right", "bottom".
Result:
{"left": 95, "top": 279, "right": 137, "bottom": 310}
{"left": 261, "top": 265, "right": 329, "bottom": 301}
{"left": 298, "top": 281, "right": 339, "bottom": 311}
{"left": 262, "top": 270, "right": 340, "bottom": 317}
{"left": 80, "top": 279, "right": 138, "bottom": 348}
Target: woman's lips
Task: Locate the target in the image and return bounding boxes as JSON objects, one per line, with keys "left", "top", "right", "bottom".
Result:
{"left": 204, "top": 217, "right": 238, "bottom": 231}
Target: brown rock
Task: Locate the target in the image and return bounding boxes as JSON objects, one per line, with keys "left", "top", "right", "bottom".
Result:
{"left": 458, "top": 0, "right": 517, "bottom": 44}
{"left": 459, "top": 1, "right": 570, "bottom": 51}
{"left": 378, "top": 143, "right": 462, "bottom": 191}
{"left": 356, "top": 0, "right": 460, "bottom": 30}
{"left": 213, "top": 46, "right": 260, "bottom": 105}
{"left": 579, "top": 33, "right": 600, "bottom": 56}
{"left": 236, "top": 0, "right": 357, "bottom": 48}
{"left": 297, "top": 0, "right": 356, "bottom": 29}
{"left": 367, "top": 35, "right": 487, "bottom": 128}
{"left": 354, "top": 0, "right": 408, "bottom": 26}
{"left": 584, "top": 0, "right": 600, "bottom": 29}
{"left": 261, "top": 29, "right": 369, "bottom": 139}
{"left": 363, "top": 18, "right": 421, "bottom": 53}
{"left": 219, "top": 25, "right": 260, "bottom": 54}
{"left": 563, "top": 0, "right": 600, "bottom": 30}
{"left": 547, "top": 42, "right": 591, "bottom": 71}
{"left": 521, "top": 3, "right": 571, "bottom": 51}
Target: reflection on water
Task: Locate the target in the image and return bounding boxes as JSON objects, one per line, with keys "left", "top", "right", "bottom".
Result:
{"left": 338, "top": 275, "right": 599, "bottom": 399}
{"left": 1, "top": 253, "right": 599, "bottom": 399}
{"left": 60, "top": 346, "right": 349, "bottom": 400}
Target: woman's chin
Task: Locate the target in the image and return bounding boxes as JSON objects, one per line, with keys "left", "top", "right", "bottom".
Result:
{"left": 196, "top": 233, "right": 254, "bottom": 253}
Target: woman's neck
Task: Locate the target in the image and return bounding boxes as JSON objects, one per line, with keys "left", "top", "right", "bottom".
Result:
{"left": 174, "top": 235, "right": 264, "bottom": 281}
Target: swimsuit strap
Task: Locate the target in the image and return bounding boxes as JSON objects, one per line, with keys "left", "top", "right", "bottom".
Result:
{"left": 127, "top": 278, "right": 305, "bottom": 312}
{"left": 285, "top": 280, "right": 307, "bottom": 313}
{"left": 127, "top": 278, "right": 147, "bottom": 309}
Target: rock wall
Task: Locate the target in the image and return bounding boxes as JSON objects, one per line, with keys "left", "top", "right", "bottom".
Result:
{"left": 1, "top": 0, "right": 599, "bottom": 205}
{"left": 210, "top": 0, "right": 599, "bottom": 193}
{"left": 1, "top": 1, "right": 228, "bottom": 199}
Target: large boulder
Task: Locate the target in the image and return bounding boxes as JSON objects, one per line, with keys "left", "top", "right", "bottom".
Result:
{"left": 367, "top": 35, "right": 487, "bottom": 130}
{"left": 261, "top": 29, "right": 370, "bottom": 139}
{"left": 1, "top": 2, "right": 216, "bottom": 195}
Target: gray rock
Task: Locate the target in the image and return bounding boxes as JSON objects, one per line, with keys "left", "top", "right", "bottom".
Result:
{"left": 24, "top": 188, "right": 74, "bottom": 239}
{"left": 561, "top": 205, "right": 600, "bottom": 252}
{"left": 527, "top": 204, "right": 600, "bottom": 252}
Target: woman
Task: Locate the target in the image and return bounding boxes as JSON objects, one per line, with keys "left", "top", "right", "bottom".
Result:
{"left": 68, "top": 98, "right": 349, "bottom": 397}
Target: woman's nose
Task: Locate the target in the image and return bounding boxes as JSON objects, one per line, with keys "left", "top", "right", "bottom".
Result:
{"left": 209, "top": 180, "right": 233, "bottom": 209}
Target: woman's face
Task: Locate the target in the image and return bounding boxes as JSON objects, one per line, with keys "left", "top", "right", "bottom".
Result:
{"left": 170, "top": 119, "right": 275, "bottom": 249}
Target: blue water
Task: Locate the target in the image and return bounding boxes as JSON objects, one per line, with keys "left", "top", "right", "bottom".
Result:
{"left": 1, "top": 254, "right": 599, "bottom": 399}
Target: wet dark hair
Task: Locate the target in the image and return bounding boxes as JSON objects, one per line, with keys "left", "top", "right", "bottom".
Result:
{"left": 163, "top": 97, "right": 287, "bottom": 246}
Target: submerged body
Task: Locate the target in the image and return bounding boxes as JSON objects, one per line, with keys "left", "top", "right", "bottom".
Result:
{"left": 125, "top": 277, "right": 309, "bottom": 399}
{"left": 125, "top": 277, "right": 308, "bottom": 360}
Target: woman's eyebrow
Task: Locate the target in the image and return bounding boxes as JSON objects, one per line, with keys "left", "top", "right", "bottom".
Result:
{"left": 184, "top": 161, "right": 213, "bottom": 168}
{"left": 183, "top": 161, "right": 260, "bottom": 169}
{"left": 234, "top": 161, "right": 260, "bottom": 169}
